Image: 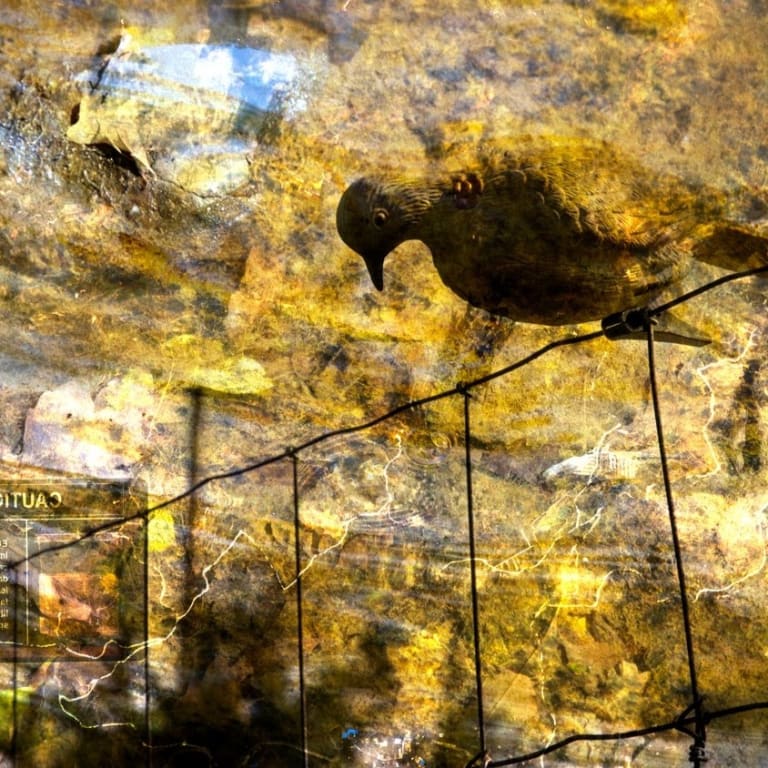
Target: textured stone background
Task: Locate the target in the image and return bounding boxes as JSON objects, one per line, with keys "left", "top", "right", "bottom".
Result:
{"left": 0, "top": 1, "right": 767, "bottom": 765}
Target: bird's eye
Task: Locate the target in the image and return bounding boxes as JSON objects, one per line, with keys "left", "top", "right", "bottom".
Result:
{"left": 372, "top": 208, "right": 389, "bottom": 229}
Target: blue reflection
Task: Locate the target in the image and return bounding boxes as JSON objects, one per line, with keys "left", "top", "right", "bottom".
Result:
{"left": 95, "top": 43, "right": 301, "bottom": 115}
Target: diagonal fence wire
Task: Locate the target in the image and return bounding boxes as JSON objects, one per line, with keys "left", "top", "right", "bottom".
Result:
{"left": 474, "top": 700, "right": 768, "bottom": 767}
{"left": 5, "top": 265, "right": 768, "bottom": 767}
{"left": 9, "top": 265, "right": 767, "bottom": 568}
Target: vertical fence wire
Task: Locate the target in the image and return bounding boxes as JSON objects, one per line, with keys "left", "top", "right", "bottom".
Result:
{"left": 143, "top": 494, "right": 152, "bottom": 768}
{"left": 10, "top": 562, "right": 19, "bottom": 765}
{"left": 290, "top": 449, "right": 310, "bottom": 768}
{"left": 461, "top": 385, "right": 488, "bottom": 764}
{"left": 645, "top": 322, "right": 707, "bottom": 765}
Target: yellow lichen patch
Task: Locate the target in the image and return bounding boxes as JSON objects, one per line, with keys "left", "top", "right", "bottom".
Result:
{"left": 385, "top": 622, "right": 455, "bottom": 728}
{"left": 99, "top": 571, "right": 119, "bottom": 595}
{"left": 596, "top": 0, "right": 686, "bottom": 36}
{"left": 147, "top": 508, "right": 178, "bottom": 553}
{"left": 161, "top": 335, "right": 273, "bottom": 394}
{"left": 551, "top": 563, "right": 614, "bottom": 610}
{"left": 0, "top": 686, "right": 33, "bottom": 727}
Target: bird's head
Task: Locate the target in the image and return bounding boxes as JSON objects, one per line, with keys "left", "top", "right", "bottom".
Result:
{"left": 336, "top": 177, "right": 437, "bottom": 290}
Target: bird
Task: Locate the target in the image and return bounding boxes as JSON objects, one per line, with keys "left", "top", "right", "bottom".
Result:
{"left": 336, "top": 135, "right": 767, "bottom": 326}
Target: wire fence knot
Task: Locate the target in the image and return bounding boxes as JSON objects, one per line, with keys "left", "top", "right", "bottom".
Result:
{"left": 601, "top": 306, "right": 655, "bottom": 340}
{"left": 456, "top": 380, "right": 473, "bottom": 397}
{"left": 689, "top": 742, "right": 709, "bottom": 764}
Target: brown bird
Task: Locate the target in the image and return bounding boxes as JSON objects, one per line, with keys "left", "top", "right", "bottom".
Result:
{"left": 336, "top": 136, "right": 767, "bottom": 325}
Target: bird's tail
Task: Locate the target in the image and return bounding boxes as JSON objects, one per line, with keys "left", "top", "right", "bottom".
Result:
{"left": 694, "top": 223, "right": 768, "bottom": 271}
{"left": 693, "top": 185, "right": 768, "bottom": 271}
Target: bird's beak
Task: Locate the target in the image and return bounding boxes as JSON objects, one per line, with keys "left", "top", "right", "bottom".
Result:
{"left": 362, "top": 252, "right": 385, "bottom": 291}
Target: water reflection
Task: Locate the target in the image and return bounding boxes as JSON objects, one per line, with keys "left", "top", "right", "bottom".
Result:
{"left": 1, "top": 1, "right": 767, "bottom": 766}
{"left": 67, "top": 32, "right": 321, "bottom": 191}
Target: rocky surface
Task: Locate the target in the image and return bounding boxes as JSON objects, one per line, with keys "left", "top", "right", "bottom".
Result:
{"left": 0, "top": 1, "right": 767, "bottom": 766}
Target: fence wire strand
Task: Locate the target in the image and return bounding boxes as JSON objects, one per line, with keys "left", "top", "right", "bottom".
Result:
{"left": 461, "top": 386, "right": 487, "bottom": 760}
{"left": 6, "top": 265, "right": 768, "bottom": 767}
{"left": 290, "top": 450, "right": 311, "bottom": 768}
{"left": 646, "top": 318, "right": 706, "bottom": 766}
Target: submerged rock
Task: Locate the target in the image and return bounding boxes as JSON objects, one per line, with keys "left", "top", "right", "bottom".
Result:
{"left": 67, "top": 31, "right": 324, "bottom": 194}
{"left": 18, "top": 375, "right": 156, "bottom": 478}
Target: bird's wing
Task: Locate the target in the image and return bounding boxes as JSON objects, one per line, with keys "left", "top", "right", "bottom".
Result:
{"left": 476, "top": 138, "right": 693, "bottom": 250}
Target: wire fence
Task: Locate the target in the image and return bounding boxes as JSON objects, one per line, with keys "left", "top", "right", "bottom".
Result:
{"left": 4, "top": 265, "right": 768, "bottom": 767}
